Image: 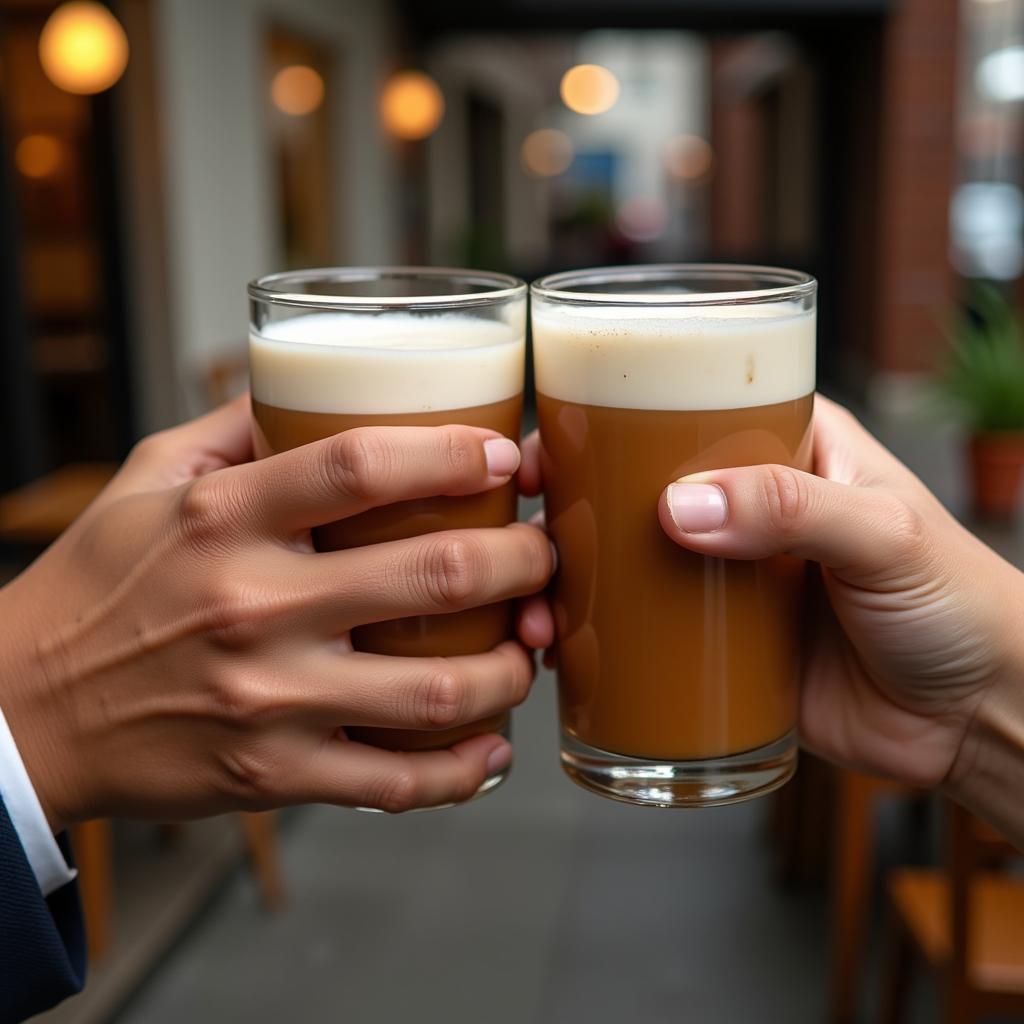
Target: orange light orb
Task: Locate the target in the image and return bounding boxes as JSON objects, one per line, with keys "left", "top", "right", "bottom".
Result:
{"left": 560, "top": 64, "right": 620, "bottom": 116}
{"left": 271, "top": 65, "right": 325, "bottom": 116}
{"left": 381, "top": 70, "right": 445, "bottom": 141}
{"left": 520, "top": 128, "right": 574, "bottom": 177}
{"left": 15, "top": 134, "right": 65, "bottom": 179}
{"left": 39, "top": 1, "right": 129, "bottom": 96}
{"left": 665, "top": 134, "right": 714, "bottom": 181}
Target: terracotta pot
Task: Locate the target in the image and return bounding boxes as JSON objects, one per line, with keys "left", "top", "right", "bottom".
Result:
{"left": 968, "top": 432, "right": 1024, "bottom": 521}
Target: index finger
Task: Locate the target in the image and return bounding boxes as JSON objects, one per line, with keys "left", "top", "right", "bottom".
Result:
{"left": 229, "top": 424, "right": 521, "bottom": 533}
{"left": 109, "top": 395, "right": 255, "bottom": 503}
{"left": 813, "top": 395, "right": 934, "bottom": 499}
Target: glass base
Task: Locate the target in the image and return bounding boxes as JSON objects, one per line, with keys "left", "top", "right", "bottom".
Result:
{"left": 560, "top": 730, "right": 797, "bottom": 808}
{"left": 354, "top": 763, "right": 509, "bottom": 814}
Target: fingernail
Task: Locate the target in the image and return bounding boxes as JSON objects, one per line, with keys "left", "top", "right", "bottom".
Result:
{"left": 486, "top": 741, "right": 513, "bottom": 777}
{"left": 529, "top": 508, "right": 546, "bottom": 528}
{"left": 548, "top": 540, "right": 559, "bottom": 573}
{"left": 484, "top": 438, "right": 520, "bottom": 478}
{"left": 667, "top": 482, "right": 728, "bottom": 533}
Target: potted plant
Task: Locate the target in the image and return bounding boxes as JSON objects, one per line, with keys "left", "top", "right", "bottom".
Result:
{"left": 941, "top": 285, "right": 1024, "bottom": 521}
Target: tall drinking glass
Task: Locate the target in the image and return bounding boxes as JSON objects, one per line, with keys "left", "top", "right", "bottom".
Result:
{"left": 532, "top": 265, "right": 816, "bottom": 807}
{"left": 249, "top": 267, "right": 526, "bottom": 798}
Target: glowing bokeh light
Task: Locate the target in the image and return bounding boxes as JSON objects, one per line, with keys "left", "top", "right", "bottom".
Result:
{"left": 521, "top": 128, "right": 574, "bottom": 177}
{"left": 977, "top": 45, "right": 1024, "bottom": 102}
{"left": 271, "top": 65, "right": 325, "bottom": 116}
{"left": 665, "top": 134, "right": 714, "bottom": 181}
{"left": 15, "top": 134, "right": 64, "bottom": 179}
{"left": 560, "top": 64, "right": 620, "bottom": 116}
{"left": 616, "top": 196, "right": 669, "bottom": 242}
{"left": 381, "top": 71, "right": 445, "bottom": 140}
{"left": 39, "top": 2, "right": 129, "bottom": 96}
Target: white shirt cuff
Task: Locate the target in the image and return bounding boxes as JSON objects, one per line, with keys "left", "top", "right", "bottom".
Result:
{"left": 0, "top": 701, "right": 77, "bottom": 896}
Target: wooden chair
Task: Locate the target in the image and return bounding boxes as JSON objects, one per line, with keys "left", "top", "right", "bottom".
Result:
{"left": 69, "top": 820, "right": 114, "bottom": 959}
{"left": 0, "top": 352, "right": 248, "bottom": 546}
{"left": 769, "top": 760, "right": 926, "bottom": 1024}
{"left": 0, "top": 463, "right": 119, "bottom": 544}
{"left": 0, "top": 351, "right": 281, "bottom": 962}
{"left": 828, "top": 770, "right": 921, "bottom": 1024}
{"left": 880, "top": 801, "right": 1024, "bottom": 1024}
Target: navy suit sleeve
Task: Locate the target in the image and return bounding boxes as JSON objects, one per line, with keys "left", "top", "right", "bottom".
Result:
{"left": 0, "top": 798, "right": 85, "bottom": 1023}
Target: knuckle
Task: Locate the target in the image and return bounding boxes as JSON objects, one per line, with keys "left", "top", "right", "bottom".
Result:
{"left": 418, "top": 664, "right": 467, "bottom": 728}
{"left": 217, "top": 742, "right": 279, "bottom": 805}
{"left": 207, "top": 666, "right": 260, "bottom": 724}
{"left": 441, "top": 428, "right": 476, "bottom": 479}
{"left": 516, "top": 524, "right": 553, "bottom": 584}
{"left": 507, "top": 650, "right": 534, "bottom": 707}
{"left": 324, "top": 430, "right": 393, "bottom": 503}
{"left": 422, "top": 535, "right": 487, "bottom": 608}
{"left": 203, "top": 576, "right": 274, "bottom": 649}
{"left": 451, "top": 768, "right": 482, "bottom": 806}
{"left": 128, "top": 430, "right": 173, "bottom": 465}
{"left": 761, "top": 466, "right": 812, "bottom": 534}
{"left": 178, "top": 476, "right": 234, "bottom": 543}
{"left": 374, "top": 768, "right": 419, "bottom": 814}
{"left": 884, "top": 496, "right": 926, "bottom": 558}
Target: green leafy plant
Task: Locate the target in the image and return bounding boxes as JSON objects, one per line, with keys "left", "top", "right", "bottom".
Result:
{"left": 940, "top": 285, "right": 1024, "bottom": 432}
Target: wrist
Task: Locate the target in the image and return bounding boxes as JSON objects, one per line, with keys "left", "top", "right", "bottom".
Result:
{"left": 0, "top": 591, "right": 81, "bottom": 832}
{"left": 942, "top": 629, "right": 1024, "bottom": 848}
{"left": 11, "top": 720, "right": 72, "bottom": 834}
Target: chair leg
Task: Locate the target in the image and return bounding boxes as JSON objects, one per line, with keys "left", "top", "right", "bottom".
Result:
{"left": 770, "top": 756, "right": 828, "bottom": 886}
{"left": 943, "top": 970, "right": 973, "bottom": 1024}
{"left": 798, "top": 755, "right": 833, "bottom": 881}
{"left": 239, "top": 811, "right": 285, "bottom": 911}
{"left": 880, "top": 914, "right": 913, "bottom": 1024}
{"left": 70, "top": 819, "right": 114, "bottom": 960}
{"left": 829, "top": 771, "right": 873, "bottom": 1024}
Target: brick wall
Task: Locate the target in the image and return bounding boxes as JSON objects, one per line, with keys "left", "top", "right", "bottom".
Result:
{"left": 873, "top": 0, "right": 959, "bottom": 374}
{"left": 709, "top": 5, "right": 960, "bottom": 381}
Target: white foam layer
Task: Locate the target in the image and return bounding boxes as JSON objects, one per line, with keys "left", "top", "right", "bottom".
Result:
{"left": 250, "top": 312, "right": 525, "bottom": 414}
{"left": 532, "top": 302, "right": 816, "bottom": 410}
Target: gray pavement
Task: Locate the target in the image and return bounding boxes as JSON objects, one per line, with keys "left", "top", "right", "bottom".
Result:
{"left": 112, "top": 668, "right": 835, "bottom": 1024}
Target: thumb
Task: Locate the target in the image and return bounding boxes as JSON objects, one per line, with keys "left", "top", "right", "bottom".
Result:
{"left": 97, "top": 395, "right": 254, "bottom": 509}
{"left": 658, "top": 464, "right": 926, "bottom": 587}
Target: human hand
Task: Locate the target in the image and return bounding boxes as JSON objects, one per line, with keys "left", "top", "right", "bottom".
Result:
{"left": 521, "top": 397, "right": 1024, "bottom": 793}
{"left": 0, "top": 397, "right": 554, "bottom": 828}
{"left": 653, "top": 396, "right": 1024, "bottom": 793}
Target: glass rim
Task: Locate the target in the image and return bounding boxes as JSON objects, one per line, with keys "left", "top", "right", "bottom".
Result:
{"left": 248, "top": 266, "right": 526, "bottom": 311}
{"left": 531, "top": 263, "right": 816, "bottom": 307}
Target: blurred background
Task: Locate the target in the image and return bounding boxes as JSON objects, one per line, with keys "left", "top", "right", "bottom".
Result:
{"left": 2, "top": 0, "right": 1024, "bottom": 1022}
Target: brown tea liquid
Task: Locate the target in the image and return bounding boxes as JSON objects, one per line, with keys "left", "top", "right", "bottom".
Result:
{"left": 537, "top": 393, "right": 813, "bottom": 762}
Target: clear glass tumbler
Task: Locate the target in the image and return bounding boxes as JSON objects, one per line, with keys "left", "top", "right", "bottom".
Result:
{"left": 531, "top": 264, "right": 816, "bottom": 807}
{"left": 249, "top": 267, "right": 526, "bottom": 799}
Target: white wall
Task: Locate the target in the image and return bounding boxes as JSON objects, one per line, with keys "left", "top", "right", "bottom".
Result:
{"left": 557, "top": 31, "right": 708, "bottom": 259}
{"left": 153, "top": 0, "right": 400, "bottom": 414}
{"left": 427, "top": 38, "right": 551, "bottom": 270}
{"left": 424, "top": 32, "right": 708, "bottom": 273}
